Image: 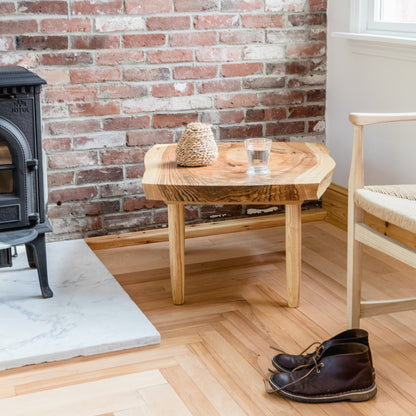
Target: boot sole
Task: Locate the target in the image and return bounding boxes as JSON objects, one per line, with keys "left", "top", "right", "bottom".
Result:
{"left": 269, "top": 378, "right": 377, "bottom": 403}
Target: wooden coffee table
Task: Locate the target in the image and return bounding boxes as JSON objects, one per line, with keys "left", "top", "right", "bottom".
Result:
{"left": 142, "top": 141, "right": 335, "bottom": 307}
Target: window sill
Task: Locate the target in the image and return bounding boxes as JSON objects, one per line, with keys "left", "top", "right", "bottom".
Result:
{"left": 332, "top": 32, "right": 416, "bottom": 61}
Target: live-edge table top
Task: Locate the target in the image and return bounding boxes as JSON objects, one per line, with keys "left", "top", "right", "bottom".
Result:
{"left": 142, "top": 141, "right": 335, "bottom": 205}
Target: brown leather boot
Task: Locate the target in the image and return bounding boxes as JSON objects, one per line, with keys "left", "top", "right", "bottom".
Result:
{"left": 268, "top": 343, "right": 376, "bottom": 403}
{"left": 272, "top": 328, "right": 372, "bottom": 372}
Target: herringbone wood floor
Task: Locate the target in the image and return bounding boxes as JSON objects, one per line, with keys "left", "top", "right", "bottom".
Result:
{"left": 0, "top": 221, "right": 415, "bottom": 415}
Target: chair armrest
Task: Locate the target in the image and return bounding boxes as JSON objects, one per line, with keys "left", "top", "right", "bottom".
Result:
{"left": 349, "top": 112, "right": 416, "bottom": 126}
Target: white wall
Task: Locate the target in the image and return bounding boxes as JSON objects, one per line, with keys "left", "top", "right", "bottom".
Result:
{"left": 326, "top": 0, "right": 416, "bottom": 188}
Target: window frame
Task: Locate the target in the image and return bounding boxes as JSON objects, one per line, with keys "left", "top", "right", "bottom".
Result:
{"left": 352, "top": 0, "right": 416, "bottom": 38}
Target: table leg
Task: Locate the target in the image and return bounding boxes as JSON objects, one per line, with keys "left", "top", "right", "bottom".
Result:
{"left": 168, "top": 203, "right": 185, "bottom": 304}
{"left": 285, "top": 203, "right": 303, "bottom": 307}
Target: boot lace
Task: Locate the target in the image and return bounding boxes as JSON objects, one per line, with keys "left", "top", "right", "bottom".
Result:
{"left": 264, "top": 356, "right": 324, "bottom": 394}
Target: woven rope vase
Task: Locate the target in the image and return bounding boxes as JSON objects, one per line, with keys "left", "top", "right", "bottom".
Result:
{"left": 176, "top": 122, "right": 218, "bottom": 167}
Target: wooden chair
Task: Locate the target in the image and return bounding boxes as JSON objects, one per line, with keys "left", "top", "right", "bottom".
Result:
{"left": 347, "top": 112, "right": 416, "bottom": 328}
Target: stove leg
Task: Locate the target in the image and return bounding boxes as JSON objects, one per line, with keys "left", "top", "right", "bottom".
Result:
{"left": 25, "top": 233, "right": 53, "bottom": 298}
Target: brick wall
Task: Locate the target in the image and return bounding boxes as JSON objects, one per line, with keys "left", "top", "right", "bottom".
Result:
{"left": 0, "top": 0, "right": 327, "bottom": 240}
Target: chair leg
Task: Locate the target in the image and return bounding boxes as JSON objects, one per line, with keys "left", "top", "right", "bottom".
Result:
{"left": 347, "top": 203, "right": 364, "bottom": 328}
{"left": 347, "top": 237, "right": 362, "bottom": 328}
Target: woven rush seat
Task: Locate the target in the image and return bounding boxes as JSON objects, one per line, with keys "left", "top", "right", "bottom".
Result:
{"left": 355, "top": 185, "right": 416, "bottom": 233}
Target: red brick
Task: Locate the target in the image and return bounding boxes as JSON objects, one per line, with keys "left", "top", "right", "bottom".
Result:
{"left": 41, "top": 52, "right": 93, "bottom": 66}
{"left": 73, "top": 133, "right": 125, "bottom": 149}
{"left": 0, "top": 37, "right": 14, "bottom": 51}
{"left": 310, "top": 59, "right": 326, "bottom": 72}
{"left": 77, "top": 167, "right": 123, "bottom": 184}
{"left": 43, "top": 137, "right": 72, "bottom": 152}
{"left": 220, "top": 30, "right": 262, "bottom": 44}
{"left": 16, "top": 36, "right": 68, "bottom": 50}
{"left": 173, "top": 65, "right": 217, "bottom": 80}
{"left": 200, "top": 205, "right": 243, "bottom": 219}
{"left": 46, "top": 86, "right": 98, "bottom": 103}
{"left": 18, "top": 1, "right": 68, "bottom": 14}
{"left": 147, "top": 49, "right": 193, "bottom": 64}
{"left": 72, "top": 200, "right": 121, "bottom": 217}
{"left": 242, "top": 14, "right": 284, "bottom": 28}
{"left": 289, "top": 105, "right": 325, "bottom": 119}
{"left": 48, "top": 119, "right": 100, "bottom": 135}
{"left": 70, "top": 68, "right": 121, "bottom": 83}
{"left": 310, "top": 28, "right": 326, "bottom": 41}
{"left": 126, "top": 0, "right": 172, "bottom": 14}
{"left": 266, "top": 121, "right": 305, "bottom": 136}
{"left": 50, "top": 217, "right": 102, "bottom": 235}
{"left": 307, "top": 89, "right": 326, "bottom": 102}
{"left": 72, "top": 0, "right": 122, "bottom": 15}
{"left": 41, "top": 18, "right": 91, "bottom": 32}
{"left": 221, "top": 0, "right": 262, "bottom": 11}
{"left": 47, "top": 205, "right": 72, "bottom": 219}
{"left": 41, "top": 104, "right": 67, "bottom": 119}
{"left": 101, "top": 85, "right": 147, "bottom": 99}
{"left": 103, "top": 115, "right": 150, "bottom": 131}
{"left": 100, "top": 182, "right": 142, "bottom": 198}
{"left": 286, "top": 43, "right": 326, "bottom": 59}
{"left": 153, "top": 113, "right": 198, "bottom": 128}
{"left": 0, "top": 20, "right": 37, "bottom": 34}
{"left": 215, "top": 93, "right": 258, "bottom": 109}
{"left": 37, "top": 69, "right": 69, "bottom": 85}
{"left": 219, "top": 124, "right": 262, "bottom": 140}
{"left": 69, "top": 102, "right": 120, "bottom": 117}
{"left": 0, "top": 3, "right": 15, "bottom": 14}
{"left": 310, "top": 0, "right": 327, "bottom": 11}
{"left": 194, "top": 15, "right": 239, "bottom": 29}
{"left": 48, "top": 151, "right": 98, "bottom": 169}
{"left": 103, "top": 212, "right": 153, "bottom": 231}
{"left": 260, "top": 91, "right": 303, "bottom": 106}
{"left": 243, "top": 77, "right": 285, "bottom": 89}
{"left": 151, "top": 82, "right": 194, "bottom": 98}
{"left": 71, "top": 35, "right": 119, "bottom": 50}
{"left": 126, "top": 165, "right": 145, "bottom": 179}
{"left": 47, "top": 171, "right": 74, "bottom": 187}
{"left": 246, "top": 107, "right": 286, "bottom": 122}
{"left": 265, "top": 0, "right": 307, "bottom": 12}
{"left": 127, "top": 130, "right": 174, "bottom": 146}
{"left": 170, "top": 32, "right": 217, "bottom": 47}
{"left": 102, "top": 149, "right": 146, "bottom": 165}
{"left": 196, "top": 47, "right": 240, "bottom": 62}
{"left": 308, "top": 120, "right": 325, "bottom": 133}
{"left": 219, "top": 110, "right": 244, "bottom": 123}
{"left": 147, "top": 16, "right": 190, "bottom": 31}
{"left": 285, "top": 61, "right": 308, "bottom": 75}
{"left": 198, "top": 79, "right": 240, "bottom": 94}
{"left": 175, "top": 0, "right": 219, "bottom": 12}
{"left": 289, "top": 13, "right": 326, "bottom": 26}
{"left": 222, "top": 62, "right": 262, "bottom": 77}
{"left": 48, "top": 186, "right": 98, "bottom": 203}
{"left": 124, "top": 67, "right": 170, "bottom": 82}
{"left": 96, "top": 50, "right": 144, "bottom": 65}
{"left": 123, "top": 34, "right": 165, "bottom": 48}
{"left": 123, "top": 196, "right": 165, "bottom": 211}
{"left": 266, "top": 63, "right": 285, "bottom": 74}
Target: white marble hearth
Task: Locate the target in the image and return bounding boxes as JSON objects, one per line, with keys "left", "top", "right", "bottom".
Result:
{"left": 0, "top": 239, "right": 160, "bottom": 371}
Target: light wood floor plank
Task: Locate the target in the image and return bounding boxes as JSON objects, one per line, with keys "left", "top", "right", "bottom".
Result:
{"left": 0, "top": 222, "right": 414, "bottom": 415}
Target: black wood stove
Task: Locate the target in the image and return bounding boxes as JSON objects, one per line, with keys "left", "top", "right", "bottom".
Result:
{"left": 0, "top": 66, "right": 52, "bottom": 298}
